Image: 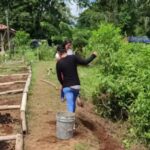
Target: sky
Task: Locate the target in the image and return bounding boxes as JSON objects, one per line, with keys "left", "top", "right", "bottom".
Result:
{"left": 68, "top": 0, "right": 96, "bottom": 17}
{"left": 68, "top": 1, "right": 82, "bottom": 17}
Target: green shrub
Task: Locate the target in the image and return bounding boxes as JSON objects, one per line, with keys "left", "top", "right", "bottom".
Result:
{"left": 36, "top": 43, "right": 55, "bottom": 61}
{"left": 86, "top": 23, "right": 123, "bottom": 74}
{"left": 88, "top": 23, "right": 150, "bottom": 144}
{"left": 12, "top": 30, "right": 30, "bottom": 47}
{"left": 24, "top": 50, "right": 37, "bottom": 63}
{"left": 130, "top": 92, "right": 150, "bottom": 144}
{"left": 88, "top": 23, "right": 150, "bottom": 124}
{"left": 0, "top": 54, "right": 8, "bottom": 64}
{"left": 72, "top": 28, "right": 91, "bottom": 55}
{"left": 92, "top": 42, "right": 150, "bottom": 119}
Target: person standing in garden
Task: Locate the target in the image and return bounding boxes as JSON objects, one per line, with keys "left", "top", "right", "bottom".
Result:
{"left": 56, "top": 40, "right": 84, "bottom": 106}
{"left": 55, "top": 40, "right": 74, "bottom": 102}
{"left": 56, "top": 46, "right": 97, "bottom": 112}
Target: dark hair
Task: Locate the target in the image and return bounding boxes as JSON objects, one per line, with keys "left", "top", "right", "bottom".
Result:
{"left": 62, "top": 40, "right": 72, "bottom": 48}
{"left": 56, "top": 45, "right": 66, "bottom": 54}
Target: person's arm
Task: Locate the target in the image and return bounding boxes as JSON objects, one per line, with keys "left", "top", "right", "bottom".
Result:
{"left": 75, "top": 52, "right": 97, "bottom": 65}
{"left": 56, "top": 62, "right": 63, "bottom": 85}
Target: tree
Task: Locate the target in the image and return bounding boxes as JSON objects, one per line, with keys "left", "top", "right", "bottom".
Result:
{"left": 77, "top": 0, "right": 150, "bottom": 36}
{"left": 0, "top": 0, "right": 73, "bottom": 39}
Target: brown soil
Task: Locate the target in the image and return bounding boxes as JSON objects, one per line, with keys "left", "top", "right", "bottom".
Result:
{"left": 0, "top": 82, "right": 25, "bottom": 92}
{"left": 0, "top": 141, "right": 15, "bottom": 150}
{"left": 0, "top": 94, "right": 22, "bottom": 105}
{"left": 0, "top": 75, "right": 28, "bottom": 83}
{"left": 24, "top": 62, "right": 125, "bottom": 150}
{"left": 0, "top": 110, "right": 21, "bottom": 136}
{"left": 0, "top": 66, "right": 28, "bottom": 72}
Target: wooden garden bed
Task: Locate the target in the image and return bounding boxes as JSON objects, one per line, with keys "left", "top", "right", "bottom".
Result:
{"left": 0, "top": 62, "right": 31, "bottom": 150}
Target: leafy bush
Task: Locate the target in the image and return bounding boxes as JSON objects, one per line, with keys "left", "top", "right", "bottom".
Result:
{"left": 24, "top": 50, "right": 37, "bottom": 63}
{"left": 0, "top": 54, "right": 9, "bottom": 64}
{"left": 87, "top": 23, "right": 150, "bottom": 143}
{"left": 72, "top": 28, "right": 91, "bottom": 55}
{"left": 12, "top": 30, "right": 30, "bottom": 47}
{"left": 36, "top": 43, "right": 55, "bottom": 61}
{"left": 86, "top": 23, "right": 123, "bottom": 74}
{"left": 130, "top": 92, "right": 150, "bottom": 144}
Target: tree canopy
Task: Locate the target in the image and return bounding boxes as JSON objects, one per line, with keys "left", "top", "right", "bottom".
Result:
{"left": 77, "top": 0, "right": 150, "bottom": 36}
{"left": 0, "top": 0, "right": 74, "bottom": 39}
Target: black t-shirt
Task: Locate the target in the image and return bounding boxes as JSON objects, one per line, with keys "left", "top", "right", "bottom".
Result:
{"left": 56, "top": 54, "right": 96, "bottom": 87}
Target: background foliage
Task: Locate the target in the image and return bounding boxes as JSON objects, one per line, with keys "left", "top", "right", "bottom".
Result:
{"left": 0, "top": 0, "right": 150, "bottom": 147}
{"left": 83, "top": 23, "right": 150, "bottom": 145}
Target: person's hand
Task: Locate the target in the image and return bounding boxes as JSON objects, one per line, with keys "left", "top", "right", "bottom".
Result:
{"left": 92, "top": 51, "right": 97, "bottom": 56}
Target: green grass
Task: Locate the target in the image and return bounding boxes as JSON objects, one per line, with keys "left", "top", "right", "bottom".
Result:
{"left": 44, "top": 61, "right": 101, "bottom": 102}
{"left": 79, "top": 65, "right": 102, "bottom": 101}
{"left": 74, "top": 142, "right": 90, "bottom": 150}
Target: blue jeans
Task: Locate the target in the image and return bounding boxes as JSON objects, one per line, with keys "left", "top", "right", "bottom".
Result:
{"left": 63, "top": 87, "right": 79, "bottom": 112}
{"left": 60, "top": 89, "right": 64, "bottom": 100}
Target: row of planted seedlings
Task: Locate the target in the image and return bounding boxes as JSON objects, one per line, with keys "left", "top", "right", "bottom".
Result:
{"left": 0, "top": 60, "right": 31, "bottom": 150}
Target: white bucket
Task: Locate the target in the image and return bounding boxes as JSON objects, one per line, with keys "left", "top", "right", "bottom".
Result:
{"left": 56, "top": 112, "right": 75, "bottom": 140}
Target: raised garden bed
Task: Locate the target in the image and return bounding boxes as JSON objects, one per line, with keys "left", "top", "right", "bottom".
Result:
{"left": 0, "top": 61, "right": 31, "bottom": 150}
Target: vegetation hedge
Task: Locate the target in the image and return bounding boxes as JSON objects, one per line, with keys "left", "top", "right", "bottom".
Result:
{"left": 85, "top": 23, "right": 150, "bottom": 143}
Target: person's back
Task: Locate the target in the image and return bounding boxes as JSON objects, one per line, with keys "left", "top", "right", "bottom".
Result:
{"left": 56, "top": 54, "right": 96, "bottom": 88}
{"left": 56, "top": 46, "right": 97, "bottom": 113}
{"left": 57, "top": 55, "right": 79, "bottom": 87}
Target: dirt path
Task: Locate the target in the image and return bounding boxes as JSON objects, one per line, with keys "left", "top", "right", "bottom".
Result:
{"left": 24, "top": 61, "right": 124, "bottom": 150}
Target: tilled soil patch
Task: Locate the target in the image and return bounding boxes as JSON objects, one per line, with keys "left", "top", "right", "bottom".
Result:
{"left": 0, "top": 75, "right": 28, "bottom": 83}
{"left": 0, "top": 82, "right": 25, "bottom": 92}
{"left": 0, "top": 67, "right": 29, "bottom": 75}
{"left": 0, "top": 93, "right": 22, "bottom": 105}
{"left": 0, "top": 141, "right": 15, "bottom": 150}
{"left": 0, "top": 110, "right": 21, "bottom": 136}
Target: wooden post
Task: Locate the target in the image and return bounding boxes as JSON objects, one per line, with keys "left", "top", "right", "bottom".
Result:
{"left": 20, "top": 91, "right": 27, "bottom": 133}
{"left": 23, "top": 73, "right": 31, "bottom": 93}
{"left": 0, "top": 135, "right": 17, "bottom": 141}
{"left": 0, "top": 81, "right": 26, "bottom": 86}
{"left": 21, "top": 93, "right": 27, "bottom": 112}
{"left": 15, "top": 134, "right": 23, "bottom": 150}
{"left": 0, "top": 105, "right": 20, "bottom": 110}
{"left": 20, "top": 70, "right": 32, "bottom": 134}
{"left": 0, "top": 66, "right": 27, "bottom": 69}
{"left": 21, "top": 111, "right": 27, "bottom": 134}
{"left": 0, "top": 32, "right": 5, "bottom": 54}
{"left": 0, "top": 73, "right": 28, "bottom": 77}
{"left": 0, "top": 89, "right": 23, "bottom": 95}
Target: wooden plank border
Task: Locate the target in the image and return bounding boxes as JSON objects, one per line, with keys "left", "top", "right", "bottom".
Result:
{"left": 0, "top": 89, "right": 24, "bottom": 95}
{"left": 0, "top": 105, "right": 20, "bottom": 110}
{"left": 20, "top": 67, "right": 32, "bottom": 134}
{"left": 0, "top": 73, "right": 28, "bottom": 77}
{"left": 0, "top": 81, "right": 26, "bottom": 86}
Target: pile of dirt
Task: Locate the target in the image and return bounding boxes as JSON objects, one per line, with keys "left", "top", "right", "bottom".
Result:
{"left": 0, "top": 141, "right": 15, "bottom": 150}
